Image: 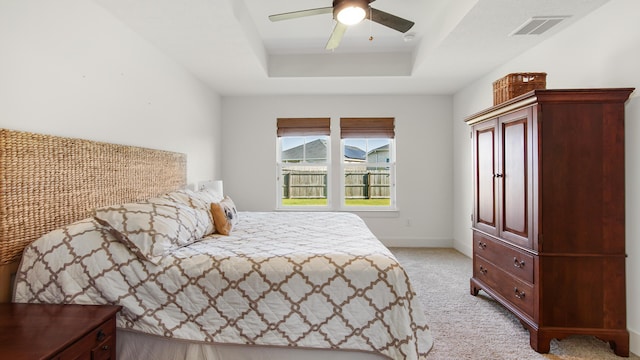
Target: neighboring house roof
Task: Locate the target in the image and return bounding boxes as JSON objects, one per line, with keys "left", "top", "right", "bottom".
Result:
{"left": 282, "top": 139, "right": 327, "bottom": 161}
{"left": 368, "top": 144, "right": 389, "bottom": 154}
{"left": 282, "top": 139, "right": 366, "bottom": 161}
{"left": 344, "top": 145, "right": 366, "bottom": 160}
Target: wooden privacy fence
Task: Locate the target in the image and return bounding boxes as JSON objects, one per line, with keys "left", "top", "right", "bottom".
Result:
{"left": 282, "top": 170, "right": 390, "bottom": 199}
{"left": 282, "top": 171, "right": 327, "bottom": 199}
{"left": 345, "top": 170, "right": 390, "bottom": 199}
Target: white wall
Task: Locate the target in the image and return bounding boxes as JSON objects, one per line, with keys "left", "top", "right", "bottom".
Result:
{"left": 452, "top": 0, "right": 640, "bottom": 354}
{"left": 0, "top": 0, "right": 222, "bottom": 184}
{"left": 221, "top": 95, "right": 453, "bottom": 247}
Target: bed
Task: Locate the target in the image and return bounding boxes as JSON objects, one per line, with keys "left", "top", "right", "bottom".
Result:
{"left": 0, "top": 129, "right": 433, "bottom": 359}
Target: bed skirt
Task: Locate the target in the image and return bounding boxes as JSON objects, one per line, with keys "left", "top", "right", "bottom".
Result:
{"left": 117, "top": 330, "right": 388, "bottom": 360}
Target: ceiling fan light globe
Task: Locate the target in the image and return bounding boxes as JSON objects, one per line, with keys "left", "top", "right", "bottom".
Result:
{"left": 337, "top": 6, "right": 366, "bottom": 25}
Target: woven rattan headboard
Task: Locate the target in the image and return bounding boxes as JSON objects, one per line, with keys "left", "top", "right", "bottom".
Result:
{"left": 0, "top": 128, "right": 187, "bottom": 301}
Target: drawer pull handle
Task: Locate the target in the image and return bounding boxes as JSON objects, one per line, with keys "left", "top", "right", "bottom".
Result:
{"left": 96, "top": 329, "right": 106, "bottom": 341}
{"left": 513, "top": 257, "right": 526, "bottom": 268}
{"left": 478, "top": 241, "right": 487, "bottom": 249}
{"left": 479, "top": 265, "right": 488, "bottom": 275}
{"left": 514, "top": 287, "right": 526, "bottom": 299}
{"left": 102, "top": 345, "right": 110, "bottom": 351}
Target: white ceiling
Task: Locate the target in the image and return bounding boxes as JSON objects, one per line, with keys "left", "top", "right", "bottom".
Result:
{"left": 93, "top": 0, "right": 610, "bottom": 96}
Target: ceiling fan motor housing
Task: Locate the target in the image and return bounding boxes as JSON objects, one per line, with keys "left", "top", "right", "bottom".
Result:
{"left": 333, "top": 0, "right": 372, "bottom": 22}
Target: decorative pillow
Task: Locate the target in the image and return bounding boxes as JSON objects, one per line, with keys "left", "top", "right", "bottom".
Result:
{"left": 94, "top": 200, "right": 209, "bottom": 264}
{"left": 210, "top": 196, "right": 238, "bottom": 235}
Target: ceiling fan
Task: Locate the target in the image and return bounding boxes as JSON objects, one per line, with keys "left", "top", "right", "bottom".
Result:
{"left": 268, "top": 0, "right": 415, "bottom": 50}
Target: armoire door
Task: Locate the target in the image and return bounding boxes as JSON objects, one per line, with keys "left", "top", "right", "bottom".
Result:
{"left": 498, "top": 108, "right": 533, "bottom": 249}
{"left": 472, "top": 119, "right": 498, "bottom": 236}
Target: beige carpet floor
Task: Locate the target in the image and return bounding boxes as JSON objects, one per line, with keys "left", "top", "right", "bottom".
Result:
{"left": 390, "top": 247, "right": 639, "bottom": 360}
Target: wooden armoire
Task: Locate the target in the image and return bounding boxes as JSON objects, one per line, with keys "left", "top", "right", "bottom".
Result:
{"left": 466, "top": 88, "right": 634, "bottom": 357}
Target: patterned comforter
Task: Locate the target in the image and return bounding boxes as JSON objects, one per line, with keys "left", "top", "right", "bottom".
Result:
{"left": 14, "top": 212, "right": 432, "bottom": 359}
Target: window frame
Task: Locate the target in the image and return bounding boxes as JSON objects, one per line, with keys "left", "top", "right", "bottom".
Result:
{"left": 276, "top": 118, "right": 331, "bottom": 211}
{"left": 339, "top": 137, "right": 397, "bottom": 211}
{"left": 275, "top": 117, "right": 397, "bottom": 212}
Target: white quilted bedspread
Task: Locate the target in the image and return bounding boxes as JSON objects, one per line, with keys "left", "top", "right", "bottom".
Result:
{"left": 14, "top": 212, "right": 432, "bottom": 359}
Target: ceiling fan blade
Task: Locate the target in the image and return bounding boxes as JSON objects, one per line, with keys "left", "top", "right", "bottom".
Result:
{"left": 326, "top": 22, "right": 348, "bottom": 50}
{"left": 269, "top": 7, "right": 333, "bottom": 22}
{"left": 367, "top": 7, "right": 415, "bottom": 33}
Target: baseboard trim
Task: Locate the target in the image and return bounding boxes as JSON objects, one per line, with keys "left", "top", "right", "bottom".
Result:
{"left": 453, "top": 240, "right": 473, "bottom": 258}
{"left": 631, "top": 327, "right": 639, "bottom": 356}
{"left": 379, "top": 237, "right": 453, "bottom": 248}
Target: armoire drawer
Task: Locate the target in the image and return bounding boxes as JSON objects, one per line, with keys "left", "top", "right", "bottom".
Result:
{"left": 474, "top": 256, "right": 534, "bottom": 317}
{"left": 474, "top": 231, "right": 534, "bottom": 283}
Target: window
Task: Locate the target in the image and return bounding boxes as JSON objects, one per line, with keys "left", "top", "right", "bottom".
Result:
{"left": 276, "top": 118, "right": 330, "bottom": 209}
{"left": 341, "top": 118, "right": 396, "bottom": 210}
{"left": 276, "top": 117, "right": 396, "bottom": 211}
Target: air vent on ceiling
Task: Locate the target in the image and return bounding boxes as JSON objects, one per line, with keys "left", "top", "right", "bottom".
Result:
{"left": 511, "top": 16, "right": 570, "bottom": 36}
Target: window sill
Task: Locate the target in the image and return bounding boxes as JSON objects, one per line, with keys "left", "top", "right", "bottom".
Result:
{"left": 275, "top": 207, "right": 331, "bottom": 212}
{"left": 274, "top": 207, "right": 399, "bottom": 217}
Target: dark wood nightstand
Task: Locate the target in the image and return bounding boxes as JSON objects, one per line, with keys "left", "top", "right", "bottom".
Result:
{"left": 0, "top": 303, "right": 121, "bottom": 360}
